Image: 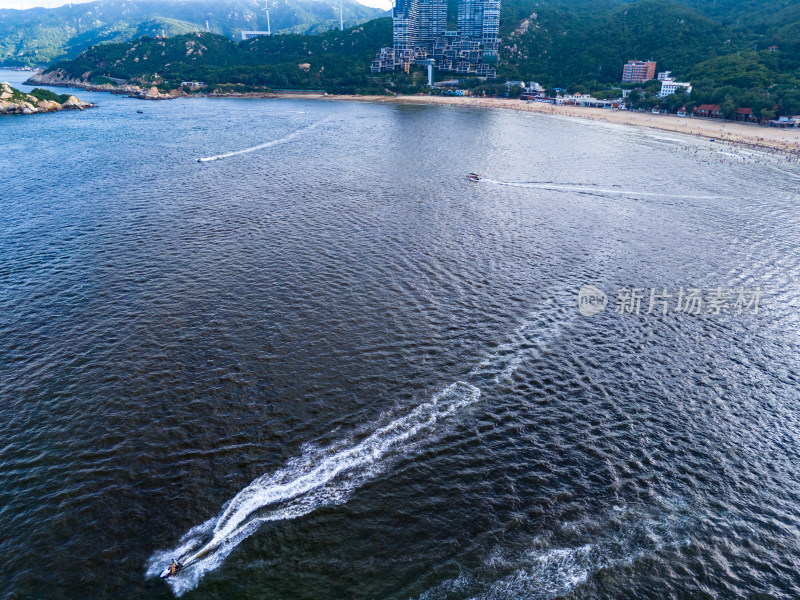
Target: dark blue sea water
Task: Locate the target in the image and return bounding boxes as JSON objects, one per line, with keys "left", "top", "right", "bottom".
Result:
{"left": 2, "top": 68, "right": 800, "bottom": 599}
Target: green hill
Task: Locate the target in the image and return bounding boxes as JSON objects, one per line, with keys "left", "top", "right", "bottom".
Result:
{"left": 495, "top": 0, "right": 799, "bottom": 114}
{"left": 36, "top": 0, "right": 800, "bottom": 113}
{"left": 0, "top": 0, "right": 387, "bottom": 67}
{"left": 46, "top": 18, "right": 393, "bottom": 94}
{"left": 500, "top": 0, "right": 740, "bottom": 86}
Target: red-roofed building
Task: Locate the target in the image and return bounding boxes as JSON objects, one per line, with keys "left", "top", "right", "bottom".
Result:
{"left": 695, "top": 104, "right": 721, "bottom": 118}
{"left": 734, "top": 107, "right": 757, "bottom": 122}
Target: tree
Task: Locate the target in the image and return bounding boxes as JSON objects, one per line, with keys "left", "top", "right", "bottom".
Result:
{"left": 720, "top": 97, "right": 736, "bottom": 119}
{"left": 636, "top": 95, "right": 659, "bottom": 110}
{"left": 777, "top": 90, "right": 800, "bottom": 116}
{"left": 760, "top": 107, "right": 776, "bottom": 121}
{"left": 626, "top": 89, "right": 642, "bottom": 105}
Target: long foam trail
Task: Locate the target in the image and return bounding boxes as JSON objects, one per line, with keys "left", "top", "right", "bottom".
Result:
{"left": 146, "top": 381, "right": 481, "bottom": 596}
{"left": 470, "top": 294, "right": 575, "bottom": 385}
{"left": 197, "top": 119, "right": 329, "bottom": 162}
{"left": 148, "top": 295, "right": 572, "bottom": 595}
{"left": 482, "top": 179, "right": 728, "bottom": 200}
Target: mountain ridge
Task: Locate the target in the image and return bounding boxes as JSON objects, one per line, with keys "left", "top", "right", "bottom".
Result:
{"left": 0, "top": 0, "right": 388, "bottom": 66}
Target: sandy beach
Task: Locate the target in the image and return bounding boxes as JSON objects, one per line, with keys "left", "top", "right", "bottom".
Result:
{"left": 303, "top": 93, "right": 800, "bottom": 157}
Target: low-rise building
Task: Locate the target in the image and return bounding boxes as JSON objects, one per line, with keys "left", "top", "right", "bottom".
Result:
{"left": 241, "top": 31, "right": 271, "bottom": 40}
{"left": 658, "top": 79, "right": 692, "bottom": 97}
{"left": 520, "top": 81, "right": 545, "bottom": 100}
{"left": 694, "top": 104, "right": 721, "bottom": 118}
{"left": 556, "top": 93, "right": 614, "bottom": 107}
{"left": 371, "top": 47, "right": 398, "bottom": 73}
{"left": 734, "top": 107, "right": 757, "bottom": 122}
{"left": 768, "top": 116, "right": 797, "bottom": 128}
{"left": 526, "top": 81, "right": 544, "bottom": 94}
{"left": 657, "top": 71, "right": 672, "bottom": 81}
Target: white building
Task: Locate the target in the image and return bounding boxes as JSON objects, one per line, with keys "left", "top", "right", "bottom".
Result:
{"left": 658, "top": 80, "right": 692, "bottom": 97}
{"left": 241, "top": 31, "right": 271, "bottom": 40}
{"left": 556, "top": 93, "right": 614, "bottom": 107}
{"left": 657, "top": 71, "right": 672, "bottom": 81}
{"left": 525, "top": 81, "right": 545, "bottom": 94}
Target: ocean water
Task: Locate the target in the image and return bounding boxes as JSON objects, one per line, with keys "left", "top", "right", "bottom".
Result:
{"left": 2, "top": 69, "right": 800, "bottom": 599}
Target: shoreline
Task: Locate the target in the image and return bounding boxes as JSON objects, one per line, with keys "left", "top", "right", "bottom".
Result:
{"left": 320, "top": 94, "right": 800, "bottom": 156}
{"left": 20, "top": 71, "right": 800, "bottom": 154}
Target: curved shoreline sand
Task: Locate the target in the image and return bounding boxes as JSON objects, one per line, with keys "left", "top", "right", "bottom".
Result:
{"left": 21, "top": 71, "right": 800, "bottom": 155}
{"left": 305, "top": 93, "right": 800, "bottom": 156}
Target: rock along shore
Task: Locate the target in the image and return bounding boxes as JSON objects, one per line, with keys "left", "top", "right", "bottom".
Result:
{"left": 24, "top": 69, "right": 278, "bottom": 100}
{"left": 0, "top": 81, "right": 93, "bottom": 115}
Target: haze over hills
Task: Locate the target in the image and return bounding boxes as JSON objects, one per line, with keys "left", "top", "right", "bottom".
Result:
{"left": 0, "top": 0, "right": 388, "bottom": 66}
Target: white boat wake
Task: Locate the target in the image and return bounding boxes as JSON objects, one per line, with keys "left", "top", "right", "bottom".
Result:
{"left": 418, "top": 500, "right": 693, "bottom": 600}
{"left": 481, "top": 179, "right": 728, "bottom": 200}
{"left": 197, "top": 119, "right": 329, "bottom": 162}
{"left": 147, "top": 381, "right": 481, "bottom": 595}
{"left": 148, "top": 298, "right": 570, "bottom": 595}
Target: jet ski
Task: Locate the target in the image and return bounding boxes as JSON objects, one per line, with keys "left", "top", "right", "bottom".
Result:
{"left": 465, "top": 173, "right": 482, "bottom": 181}
{"left": 159, "top": 560, "right": 183, "bottom": 579}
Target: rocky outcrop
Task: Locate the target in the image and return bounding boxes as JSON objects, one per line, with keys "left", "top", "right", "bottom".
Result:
{"left": 61, "top": 95, "right": 94, "bottom": 110}
{"left": 24, "top": 69, "right": 179, "bottom": 100}
{"left": 36, "top": 99, "right": 62, "bottom": 112}
{"left": 141, "top": 85, "right": 174, "bottom": 100}
{"left": 24, "top": 69, "right": 86, "bottom": 87}
{"left": 0, "top": 81, "right": 94, "bottom": 116}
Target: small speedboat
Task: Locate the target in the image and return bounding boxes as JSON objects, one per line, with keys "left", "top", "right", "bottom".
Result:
{"left": 466, "top": 173, "right": 482, "bottom": 181}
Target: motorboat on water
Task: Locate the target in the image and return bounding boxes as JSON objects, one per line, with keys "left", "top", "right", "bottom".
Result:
{"left": 466, "top": 173, "right": 482, "bottom": 181}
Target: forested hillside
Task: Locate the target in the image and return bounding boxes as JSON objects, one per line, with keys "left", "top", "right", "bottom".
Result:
{"left": 46, "top": 18, "right": 393, "bottom": 94}
{"left": 497, "top": 0, "right": 799, "bottom": 115}
{"left": 37, "top": 0, "right": 800, "bottom": 114}
{"left": 0, "top": 0, "right": 387, "bottom": 66}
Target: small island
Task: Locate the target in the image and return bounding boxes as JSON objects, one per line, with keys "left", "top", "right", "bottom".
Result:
{"left": 0, "top": 82, "right": 93, "bottom": 116}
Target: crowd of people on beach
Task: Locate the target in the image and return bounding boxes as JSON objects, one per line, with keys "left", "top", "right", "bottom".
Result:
{"left": 669, "top": 138, "right": 800, "bottom": 167}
